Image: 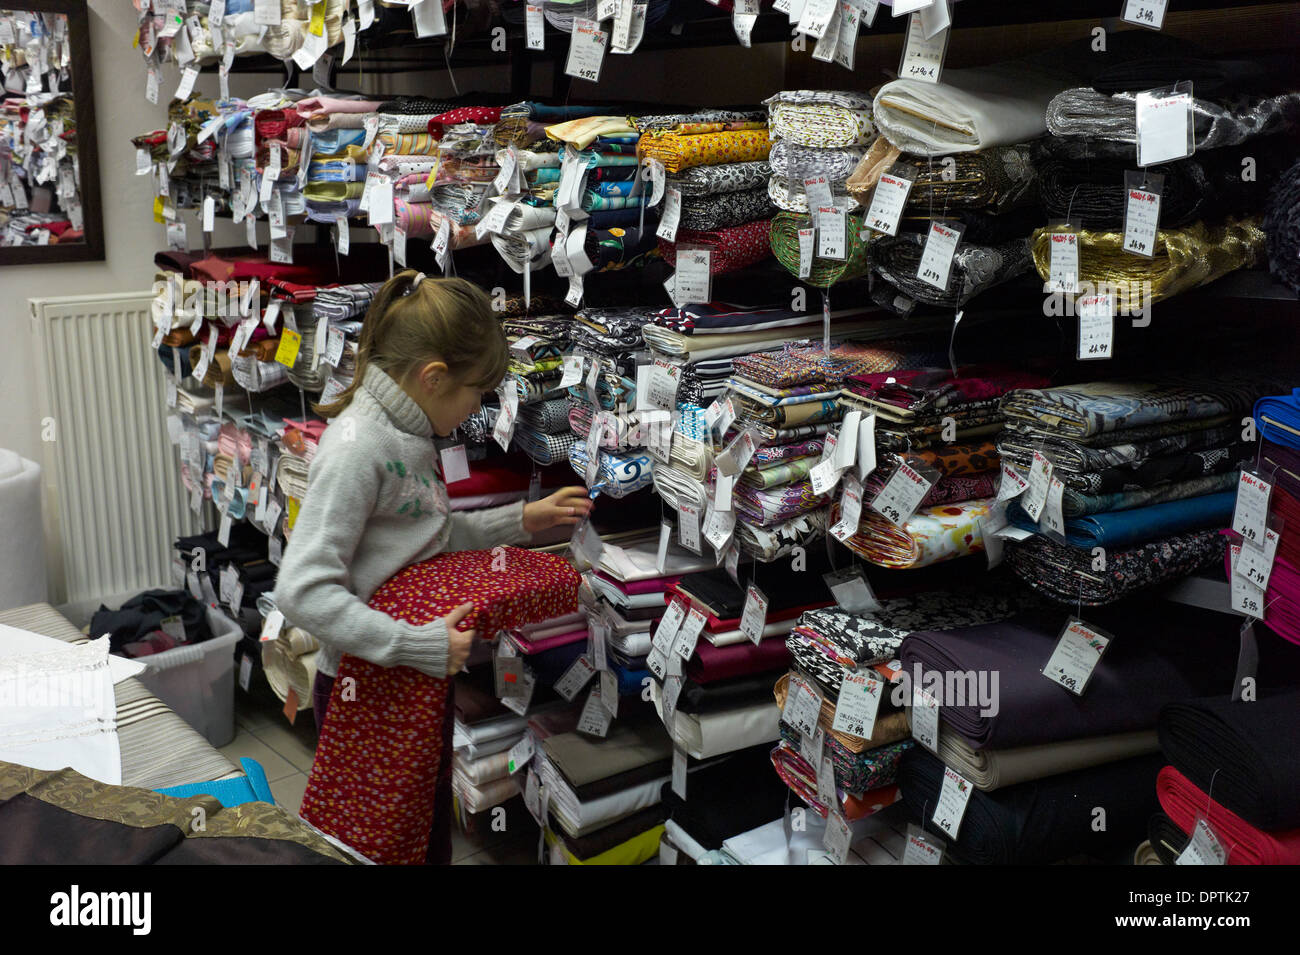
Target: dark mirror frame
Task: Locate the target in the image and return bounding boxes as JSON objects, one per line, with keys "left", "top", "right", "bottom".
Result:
{"left": 0, "top": 0, "right": 103, "bottom": 265}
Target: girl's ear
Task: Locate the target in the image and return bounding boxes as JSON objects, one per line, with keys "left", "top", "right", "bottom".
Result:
{"left": 417, "top": 360, "right": 451, "bottom": 393}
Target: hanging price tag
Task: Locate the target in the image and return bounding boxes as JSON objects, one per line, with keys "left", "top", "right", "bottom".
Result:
{"left": 903, "top": 824, "right": 944, "bottom": 865}
{"left": 439, "top": 443, "right": 470, "bottom": 484}
{"left": 672, "top": 608, "right": 708, "bottom": 662}
{"left": 1176, "top": 817, "right": 1227, "bottom": 866}
{"left": 865, "top": 172, "right": 912, "bottom": 236}
{"left": 1021, "top": 451, "right": 1053, "bottom": 522}
{"left": 493, "top": 384, "right": 519, "bottom": 451}
{"left": 832, "top": 669, "right": 884, "bottom": 740}
{"left": 677, "top": 502, "right": 701, "bottom": 554}
{"left": 781, "top": 674, "right": 823, "bottom": 738}
{"left": 803, "top": 175, "right": 834, "bottom": 213}
{"left": 526, "top": 3, "right": 545, "bottom": 48}
{"left": 916, "top": 220, "right": 962, "bottom": 291}
{"left": 654, "top": 598, "right": 688, "bottom": 657}
{"left": 1077, "top": 294, "right": 1114, "bottom": 360}
{"left": 740, "top": 585, "right": 768, "bottom": 645}
{"left": 1043, "top": 617, "right": 1112, "bottom": 695}
{"left": 1236, "top": 527, "right": 1281, "bottom": 592}
{"left": 1047, "top": 230, "right": 1079, "bottom": 293}
{"left": 1123, "top": 173, "right": 1163, "bottom": 257}
{"left": 829, "top": 474, "right": 865, "bottom": 541}
{"left": 554, "top": 654, "right": 598, "bottom": 702}
{"left": 671, "top": 249, "right": 712, "bottom": 305}
{"left": 173, "top": 66, "right": 198, "bottom": 102}
{"left": 1232, "top": 470, "right": 1272, "bottom": 545}
{"left": 822, "top": 565, "right": 879, "bottom": 615}
{"left": 822, "top": 807, "right": 853, "bottom": 864}
{"left": 1122, "top": 0, "right": 1168, "bottom": 29}
{"left": 656, "top": 186, "right": 682, "bottom": 242}
{"left": 797, "top": 227, "right": 815, "bottom": 279}
{"left": 815, "top": 207, "right": 846, "bottom": 261}
{"left": 565, "top": 18, "right": 608, "bottom": 83}
{"left": 506, "top": 733, "right": 535, "bottom": 774}
{"left": 932, "top": 766, "right": 973, "bottom": 839}
{"left": 911, "top": 685, "right": 940, "bottom": 753}
{"left": 1229, "top": 545, "right": 1268, "bottom": 619}
{"left": 795, "top": 0, "right": 837, "bottom": 39}
{"left": 899, "top": 11, "right": 948, "bottom": 83}
{"left": 703, "top": 502, "right": 736, "bottom": 552}
{"left": 870, "top": 462, "right": 932, "bottom": 527}
{"left": 576, "top": 685, "right": 613, "bottom": 737}
{"left": 1136, "top": 87, "right": 1194, "bottom": 166}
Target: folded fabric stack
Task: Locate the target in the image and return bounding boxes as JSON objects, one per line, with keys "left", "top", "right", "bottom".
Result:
{"left": 1155, "top": 690, "right": 1300, "bottom": 864}
{"left": 535, "top": 720, "right": 673, "bottom": 865}
{"left": 649, "top": 554, "right": 836, "bottom": 761}
{"left": 896, "top": 600, "right": 1255, "bottom": 863}
{"left": 1226, "top": 389, "right": 1300, "bottom": 644}
{"left": 294, "top": 95, "right": 381, "bottom": 224}
{"left": 635, "top": 109, "right": 774, "bottom": 275}
{"left": 563, "top": 307, "right": 658, "bottom": 499}
{"left": 451, "top": 673, "right": 534, "bottom": 815}
{"left": 999, "top": 377, "right": 1271, "bottom": 604}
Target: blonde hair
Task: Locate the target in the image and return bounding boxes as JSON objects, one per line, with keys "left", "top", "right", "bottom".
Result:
{"left": 315, "top": 271, "right": 508, "bottom": 418}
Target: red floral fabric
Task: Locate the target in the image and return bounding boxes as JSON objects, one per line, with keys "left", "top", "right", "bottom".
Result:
{"left": 299, "top": 547, "right": 580, "bottom": 865}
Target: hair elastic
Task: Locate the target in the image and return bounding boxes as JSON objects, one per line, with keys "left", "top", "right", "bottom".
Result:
{"left": 409, "top": 272, "right": 426, "bottom": 291}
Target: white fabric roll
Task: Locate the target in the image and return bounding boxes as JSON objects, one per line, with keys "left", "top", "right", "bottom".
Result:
{"left": 0, "top": 450, "right": 46, "bottom": 611}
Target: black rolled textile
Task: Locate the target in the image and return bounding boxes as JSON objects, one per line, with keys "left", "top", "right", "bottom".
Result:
{"left": 549, "top": 803, "right": 668, "bottom": 860}
{"left": 898, "top": 602, "right": 1245, "bottom": 750}
{"left": 664, "top": 670, "right": 787, "bottom": 715}
{"left": 658, "top": 743, "right": 790, "bottom": 851}
{"left": 1157, "top": 689, "right": 1300, "bottom": 832}
{"left": 867, "top": 232, "right": 1032, "bottom": 315}
{"left": 898, "top": 747, "right": 1164, "bottom": 865}
{"left": 1264, "top": 158, "right": 1300, "bottom": 295}
{"left": 1147, "top": 812, "right": 1189, "bottom": 865}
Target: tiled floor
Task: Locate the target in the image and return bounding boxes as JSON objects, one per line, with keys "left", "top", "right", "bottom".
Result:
{"left": 221, "top": 687, "right": 537, "bottom": 864}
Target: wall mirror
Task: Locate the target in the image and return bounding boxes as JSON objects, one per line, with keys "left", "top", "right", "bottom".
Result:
{"left": 0, "top": 0, "right": 103, "bottom": 263}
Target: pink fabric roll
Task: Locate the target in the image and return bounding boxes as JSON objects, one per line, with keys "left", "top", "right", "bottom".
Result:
{"left": 296, "top": 96, "right": 385, "bottom": 120}
{"left": 1157, "top": 765, "right": 1300, "bottom": 865}
{"left": 509, "top": 627, "right": 588, "bottom": 654}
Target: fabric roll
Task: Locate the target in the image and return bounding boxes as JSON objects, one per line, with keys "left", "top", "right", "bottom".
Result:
{"left": 187, "top": 346, "right": 235, "bottom": 388}
{"left": 1007, "top": 529, "right": 1225, "bottom": 606}
{"left": 733, "top": 479, "right": 828, "bottom": 527}
{"left": 768, "top": 142, "right": 867, "bottom": 183}
{"left": 847, "top": 144, "right": 1038, "bottom": 214}
{"left": 542, "top": 720, "right": 674, "bottom": 800}
{"left": 1158, "top": 690, "right": 1300, "bottom": 832}
{"left": 778, "top": 723, "right": 912, "bottom": 794}
{"left": 769, "top": 743, "right": 902, "bottom": 821}
{"left": 1264, "top": 159, "right": 1300, "bottom": 295}
{"left": 873, "top": 62, "right": 1079, "bottom": 155}
{"left": 659, "top": 744, "right": 790, "bottom": 851}
{"left": 650, "top": 683, "right": 781, "bottom": 760}
{"left": 658, "top": 219, "right": 773, "bottom": 275}
{"left": 1008, "top": 490, "right": 1234, "bottom": 550}
{"left": 764, "top": 91, "right": 875, "bottom": 147}
{"left": 1045, "top": 87, "right": 1300, "bottom": 152}
{"left": 868, "top": 232, "right": 1032, "bottom": 313}
{"left": 900, "top": 747, "right": 1164, "bottom": 865}
{"left": 1029, "top": 218, "right": 1266, "bottom": 310}
{"left": 1060, "top": 471, "right": 1240, "bottom": 518}
{"left": 1254, "top": 389, "right": 1300, "bottom": 452}
{"left": 567, "top": 443, "right": 654, "bottom": 499}
{"left": 1147, "top": 812, "right": 1189, "bottom": 865}
{"left": 898, "top": 602, "right": 1242, "bottom": 750}
{"left": 637, "top": 126, "right": 773, "bottom": 173}
{"left": 668, "top": 160, "right": 772, "bottom": 197}
{"left": 769, "top": 211, "right": 870, "bottom": 287}
{"left": 774, "top": 674, "right": 910, "bottom": 755}
{"left": 835, "top": 499, "right": 991, "bottom": 569}
{"left": 767, "top": 176, "right": 860, "bottom": 214}
{"left": 932, "top": 724, "right": 1159, "bottom": 792}
{"left": 680, "top": 186, "right": 776, "bottom": 232}
{"left": 1157, "top": 766, "right": 1300, "bottom": 865}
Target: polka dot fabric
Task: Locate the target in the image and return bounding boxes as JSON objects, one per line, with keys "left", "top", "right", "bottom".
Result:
{"left": 298, "top": 547, "right": 580, "bottom": 865}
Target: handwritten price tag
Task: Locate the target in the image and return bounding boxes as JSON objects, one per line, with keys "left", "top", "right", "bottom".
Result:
{"left": 1043, "top": 617, "right": 1111, "bottom": 695}
{"left": 1078, "top": 294, "right": 1114, "bottom": 360}
{"left": 1232, "top": 470, "right": 1272, "bottom": 545}
{"left": 916, "top": 220, "right": 961, "bottom": 291}
{"left": 865, "top": 172, "right": 912, "bottom": 236}
{"left": 932, "top": 766, "right": 973, "bottom": 839}
{"left": 870, "top": 462, "right": 932, "bottom": 527}
{"left": 565, "top": 18, "right": 608, "bottom": 83}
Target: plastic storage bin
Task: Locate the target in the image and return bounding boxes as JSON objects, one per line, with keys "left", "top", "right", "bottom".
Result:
{"left": 134, "top": 605, "right": 242, "bottom": 748}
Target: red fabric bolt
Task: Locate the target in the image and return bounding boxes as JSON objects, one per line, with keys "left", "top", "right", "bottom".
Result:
{"left": 426, "top": 106, "right": 504, "bottom": 139}
{"left": 298, "top": 547, "right": 580, "bottom": 865}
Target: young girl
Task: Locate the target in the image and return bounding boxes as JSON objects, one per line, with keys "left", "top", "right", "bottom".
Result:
{"left": 274, "top": 269, "right": 591, "bottom": 863}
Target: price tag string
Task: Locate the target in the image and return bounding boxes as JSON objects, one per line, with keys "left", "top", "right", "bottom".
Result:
{"left": 1200, "top": 766, "right": 1238, "bottom": 864}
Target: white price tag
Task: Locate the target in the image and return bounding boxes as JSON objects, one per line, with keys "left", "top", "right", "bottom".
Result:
{"left": 492, "top": 385, "right": 519, "bottom": 451}
{"left": 656, "top": 186, "right": 682, "bottom": 242}
{"left": 781, "top": 674, "right": 823, "bottom": 738}
{"left": 831, "top": 669, "right": 883, "bottom": 740}
{"left": 565, "top": 18, "right": 608, "bottom": 83}
{"left": 671, "top": 745, "right": 688, "bottom": 799}
{"left": 439, "top": 443, "right": 471, "bottom": 484}
{"left": 1123, "top": 0, "right": 1168, "bottom": 31}
{"left": 654, "top": 598, "right": 688, "bottom": 657}
{"left": 1236, "top": 528, "right": 1281, "bottom": 592}
{"left": 1021, "top": 451, "right": 1054, "bottom": 522}
{"left": 1047, "top": 231, "right": 1079, "bottom": 293}
{"left": 671, "top": 249, "right": 712, "bottom": 306}
{"left": 822, "top": 565, "right": 879, "bottom": 614}
{"left": 797, "top": 227, "right": 815, "bottom": 279}
{"left": 673, "top": 608, "right": 707, "bottom": 661}
{"left": 173, "top": 66, "right": 198, "bottom": 102}
{"left": 903, "top": 824, "right": 944, "bottom": 865}
{"left": 1040, "top": 476, "right": 1067, "bottom": 539}
{"left": 1123, "top": 186, "right": 1161, "bottom": 257}
{"left": 506, "top": 733, "right": 535, "bottom": 774}
{"left": 576, "top": 686, "right": 612, "bottom": 737}
{"left": 911, "top": 686, "right": 940, "bottom": 753}
{"left": 830, "top": 474, "right": 865, "bottom": 541}
{"left": 803, "top": 175, "right": 834, "bottom": 213}
{"left": 795, "top": 0, "right": 837, "bottom": 39}
{"left": 899, "top": 11, "right": 947, "bottom": 83}
{"left": 1230, "top": 545, "right": 1268, "bottom": 619}
{"left": 1232, "top": 470, "right": 1272, "bottom": 545}
{"left": 931, "top": 766, "right": 973, "bottom": 839}
{"left": 646, "top": 358, "right": 681, "bottom": 411}
{"left": 526, "top": 4, "right": 545, "bottom": 48}
{"left": 916, "top": 220, "right": 961, "bottom": 291}
{"left": 865, "top": 172, "right": 912, "bottom": 236}
{"left": 870, "top": 462, "right": 932, "bottom": 527}
{"left": 368, "top": 179, "right": 394, "bottom": 227}
{"left": 1176, "top": 817, "right": 1227, "bottom": 866}
{"left": 1136, "top": 90, "right": 1193, "bottom": 166}
{"left": 740, "top": 585, "right": 768, "bottom": 645}
{"left": 1077, "top": 294, "right": 1114, "bottom": 360}
{"left": 554, "top": 654, "right": 597, "bottom": 702}
{"left": 677, "top": 502, "right": 701, "bottom": 554}
{"left": 1043, "top": 617, "right": 1111, "bottom": 695}
{"left": 815, "top": 207, "right": 846, "bottom": 261}
{"left": 823, "top": 808, "right": 852, "bottom": 864}
{"left": 500, "top": 668, "right": 538, "bottom": 716}
{"left": 702, "top": 503, "right": 736, "bottom": 553}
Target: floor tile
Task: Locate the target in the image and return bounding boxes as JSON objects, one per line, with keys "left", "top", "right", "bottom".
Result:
{"left": 271, "top": 772, "right": 310, "bottom": 816}
{"left": 216, "top": 730, "right": 299, "bottom": 782}
{"left": 233, "top": 693, "right": 278, "bottom": 732}
{"left": 251, "top": 721, "right": 318, "bottom": 775}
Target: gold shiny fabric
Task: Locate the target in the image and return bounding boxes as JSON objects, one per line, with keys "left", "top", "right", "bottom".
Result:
{"left": 1030, "top": 216, "right": 1266, "bottom": 310}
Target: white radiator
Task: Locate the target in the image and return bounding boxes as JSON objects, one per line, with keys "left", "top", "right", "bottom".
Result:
{"left": 30, "top": 292, "right": 201, "bottom": 608}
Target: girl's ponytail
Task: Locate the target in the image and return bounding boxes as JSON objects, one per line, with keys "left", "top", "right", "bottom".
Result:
{"left": 314, "top": 270, "right": 506, "bottom": 419}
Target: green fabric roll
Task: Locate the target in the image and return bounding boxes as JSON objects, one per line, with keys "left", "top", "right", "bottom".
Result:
{"left": 770, "top": 211, "right": 873, "bottom": 288}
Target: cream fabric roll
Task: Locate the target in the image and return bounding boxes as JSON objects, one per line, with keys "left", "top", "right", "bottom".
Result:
{"left": 0, "top": 450, "right": 46, "bottom": 610}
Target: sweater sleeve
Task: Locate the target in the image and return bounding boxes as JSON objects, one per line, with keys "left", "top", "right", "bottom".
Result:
{"left": 444, "top": 498, "right": 532, "bottom": 553}
{"left": 272, "top": 432, "right": 449, "bottom": 678}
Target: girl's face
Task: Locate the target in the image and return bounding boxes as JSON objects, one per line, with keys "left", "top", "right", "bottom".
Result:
{"left": 406, "top": 361, "right": 488, "bottom": 437}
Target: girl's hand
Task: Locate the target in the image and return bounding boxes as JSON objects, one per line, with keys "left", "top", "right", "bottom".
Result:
{"left": 523, "top": 486, "right": 594, "bottom": 534}
{"left": 444, "top": 602, "right": 476, "bottom": 676}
